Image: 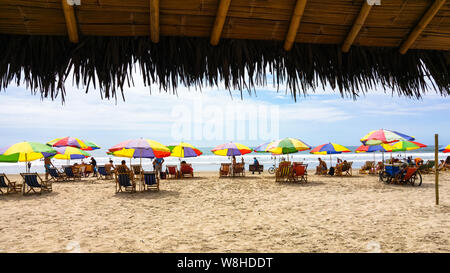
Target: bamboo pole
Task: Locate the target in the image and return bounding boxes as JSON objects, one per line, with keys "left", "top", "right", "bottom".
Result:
{"left": 210, "top": 0, "right": 232, "bottom": 46}
{"left": 61, "top": 0, "right": 79, "bottom": 43}
{"left": 342, "top": 2, "right": 373, "bottom": 53}
{"left": 149, "top": 0, "right": 160, "bottom": 43}
{"left": 435, "top": 134, "right": 439, "bottom": 205}
{"left": 399, "top": 0, "right": 446, "bottom": 54}
{"left": 284, "top": 0, "right": 307, "bottom": 51}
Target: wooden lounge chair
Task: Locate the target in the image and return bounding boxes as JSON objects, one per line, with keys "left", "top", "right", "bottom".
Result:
{"left": 131, "top": 164, "right": 143, "bottom": 176}
{"left": 233, "top": 163, "right": 245, "bottom": 177}
{"left": 48, "top": 167, "right": 66, "bottom": 182}
{"left": 64, "top": 166, "right": 81, "bottom": 181}
{"left": 180, "top": 163, "right": 194, "bottom": 178}
{"left": 420, "top": 160, "right": 435, "bottom": 174}
{"left": 249, "top": 164, "right": 263, "bottom": 174}
{"left": 166, "top": 165, "right": 179, "bottom": 179}
{"left": 292, "top": 163, "right": 308, "bottom": 183}
{"left": 0, "top": 173, "right": 22, "bottom": 194}
{"left": 359, "top": 161, "right": 375, "bottom": 174}
{"left": 142, "top": 171, "right": 159, "bottom": 191}
{"left": 115, "top": 169, "right": 136, "bottom": 193}
{"left": 275, "top": 161, "right": 293, "bottom": 182}
{"left": 97, "top": 165, "right": 113, "bottom": 180}
{"left": 220, "top": 163, "right": 231, "bottom": 177}
{"left": 336, "top": 161, "right": 353, "bottom": 176}
{"left": 20, "top": 173, "right": 52, "bottom": 195}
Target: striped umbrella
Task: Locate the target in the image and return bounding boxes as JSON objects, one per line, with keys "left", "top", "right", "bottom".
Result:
{"left": 440, "top": 144, "right": 450, "bottom": 153}
{"left": 168, "top": 142, "right": 202, "bottom": 158}
{"left": 109, "top": 139, "right": 170, "bottom": 158}
{"left": 360, "top": 129, "right": 414, "bottom": 146}
{"left": 266, "top": 138, "right": 311, "bottom": 155}
{"left": 82, "top": 140, "right": 101, "bottom": 151}
{"left": 310, "top": 143, "right": 351, "bottom": 166}
{"left": 253, "top": 141, "right": 273, "bottom": 153}
{"left": 47, "top": 137, "right": 89, "bottom": 150}
{"left": 53, "top": 147, "right": 90, "bottom": 160}
{"left": 0, "top": 142, "right": 57, "bottom": 171}
{"left": 355, "top": 144, "right": 393, "bottom": 153}
{"left": 390, "top": 141, "right": 427, "bottom": 152}
{"left": 211, "top": 142, "right": 252, "bottom": 156}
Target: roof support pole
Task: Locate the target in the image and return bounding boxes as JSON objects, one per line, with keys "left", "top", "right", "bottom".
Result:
{"left": 341, "top": 1, "right": 373, "bottom": 53}
{"left": 150, "top": 0, "right": 160, "bottom": 43}
{"left": 283, "top": 0, "right": 307, "bottom": 51}
{"left": 210, "top": 0, "right": 232, "bottom": 46}
{"left": 61, "top": 0, "right": 79, "bottom": 43}
{"left": 399, "top": 0, "right": 446, "bottom": 54}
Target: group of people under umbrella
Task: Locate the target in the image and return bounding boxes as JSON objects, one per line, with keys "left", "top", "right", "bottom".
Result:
{"left": 0, "top": 129, "right": 449, "bottom": 182}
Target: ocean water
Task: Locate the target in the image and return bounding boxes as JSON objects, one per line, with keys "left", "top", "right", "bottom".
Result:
{"left": 1, "top": 146, "right": 447, "bottom": 174}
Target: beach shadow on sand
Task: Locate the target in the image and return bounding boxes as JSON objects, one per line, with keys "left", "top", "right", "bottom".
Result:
{"left": 112, "top": 189, "right": 180, "bottom": 200}
{"left": 218, "top": 176, "right": 261, "bottom": 180}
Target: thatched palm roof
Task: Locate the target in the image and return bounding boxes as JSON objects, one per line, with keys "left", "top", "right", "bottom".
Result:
{"left": 0, "top": 0, "right": 449, "bottom": 101}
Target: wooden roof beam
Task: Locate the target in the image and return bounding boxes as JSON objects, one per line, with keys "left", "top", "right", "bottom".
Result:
{"left": 210, "top": 0, "right": 232, "bottom": 46}
{"left": 341, "top": 2, "right": 373, "bottom": 53}
{"left": 61, "top": 0, "right": 79, "bottom": 43}
{"left": 284, "top": 0, "right": 308, "bottom": 51}
{"left": 150, "top": 0, "right": 160, "bottom": 43}
{"left": 399, "top": 0, "right": 446, "bottom": 54}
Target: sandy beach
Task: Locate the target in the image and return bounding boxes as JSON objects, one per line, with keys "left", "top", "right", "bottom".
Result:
{"left": 0, "top": 171, "right": 448, "bottom": 253}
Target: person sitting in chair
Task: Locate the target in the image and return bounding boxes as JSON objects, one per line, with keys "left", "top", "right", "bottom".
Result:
{"left": 315, "top": 158, "right": 327, "bottom": 175}
{"left": 253, "top": 157, "right": 260, "bottom": 167}
{"left": 414, "top": 157, "right": 423, "bottom": 167}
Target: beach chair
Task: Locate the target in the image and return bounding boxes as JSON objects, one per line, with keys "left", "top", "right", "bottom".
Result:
{"left": 336, "top": 161, "right": 353, "bottom": 176}
{"left": 115, "top": 169, "right": 136, "bottom": 193}
{"left": 359, "top": 161, "right": 374, "bottom": 174}
{"left": 275, "top": 161, "right": 293, "bottom": 182}
{"left": 420, "top": 160, "right": 435, "bottom": 174}
{"left": 0, "top": 173, "right": 22, "bottom": 195}
{"left": 249, "top": 164, "right": 263, "bottom": 174}
{"left": 233, "top": 163, "right": 245, "bottom": 177}
{"left": 97, "top": 165, "right": 113, "bottom": 180}
{"left": 48, "top": 167, "right": 66, "bottom": 182}
{"left": 292, "top": 164, "right": 308, "bottom": 183}
{"left": 166, "top": 165, "right": 179, "bottom": 179}
{"left": 220, "top": 163, "right": 231, "bottom": 177}
{"left": 131, "top": 165, "right": 143, "bottom": 176}
{"left": 142, "top": 171, "right": 159, "bottom": 191}
{"left": 20, "top": 173, "right": 52, "bottom": 195}
{"left": 64, "top": 167, "right": 81, "bottom": 181}
{"left": 180, "top": 163, "right": 194, "bottom": 178}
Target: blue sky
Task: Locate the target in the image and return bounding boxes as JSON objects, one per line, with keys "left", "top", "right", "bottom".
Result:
{"left": 0, "top": 75, "right": 449, "bottom": 150}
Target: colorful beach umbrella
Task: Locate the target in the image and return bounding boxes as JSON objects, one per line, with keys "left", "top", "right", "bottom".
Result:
{"left": 53, "top": 147, "right": 91, "bottom": 160}
{"left": 440, "top": 144, "right": 450, "bottom": 153}
{"left": 109, "top": 139, "right": 170, "bottom": 158}
{"left": 211, "top": 142, "right": 252, "bottom": 156}
{"left": 0, "top": 142, "right": 57, "bottom": 163}
{"left": 390, "top": 141, "right": 427, "bottom": 152}
{"left": 355, "top": 144, "right": 393, "bottom": 153}
{"left": 310, "top": 143, "right": 351, "bottom": 155}
{"left": 266, "top": 138, "right": 311, "bottom": 155}
{"left": 360, "top": 129, "right": 414, "bottom": 146}
{"left": 82, "top": 140, "right": 101, "bottom": 151}
{"left": 47, "top": 137, "right": 89, "bottom": 150}
{"left": 253, "top": 141, "right": 273, "bottom": 153}
{"left": 167, "top": 142, "right": 202, "bottom": 158}
{"left": 108, "top": 148, "right": 166, "bottom": 159}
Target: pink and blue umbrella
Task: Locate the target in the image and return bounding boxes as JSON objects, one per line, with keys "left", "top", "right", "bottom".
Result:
{"left": 212, "top": 142, "right": 252, "bottom": 156}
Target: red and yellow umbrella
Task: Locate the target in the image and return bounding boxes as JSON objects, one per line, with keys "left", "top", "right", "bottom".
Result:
{"left": 440, "top": 144, "right": 450, "bottom": 153}
{"left": 266, "top": 138, "right": 311, "bottom": 155}
{"left": 360, "top": 129, "right": 414, "bottom": 146}
{"left": 168, "top": 142, "right": 202, "bottom": 158}
{"left": 310, "top": 143, "right": 351, "bottom": 155}
{"left": 47, "top": 137, "right": 89, "bottom": 150}
{"left": 211, "top": 142, "right": 252, "bottom": 156}
{"left": 390, "top": 141, "right": 426, "bottom": 152}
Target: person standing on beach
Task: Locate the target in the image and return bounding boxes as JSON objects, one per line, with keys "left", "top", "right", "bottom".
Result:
{"left": 90, "top": 157, "right": 97, "bottom": 176}
{"left": 153, "top": 157, "right": 164, "bottom": 174}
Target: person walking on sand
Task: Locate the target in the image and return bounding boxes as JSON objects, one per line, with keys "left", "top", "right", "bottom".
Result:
{"left": 153, "top": 157, "right": 164, "bottom": 174}
{"left": 90, "top": 157, "right": 97, "bottom": 177}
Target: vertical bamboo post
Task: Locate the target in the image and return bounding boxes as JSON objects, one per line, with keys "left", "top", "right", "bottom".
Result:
{"left": 435, "top": 134, "right": 439, "bottom": 205}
